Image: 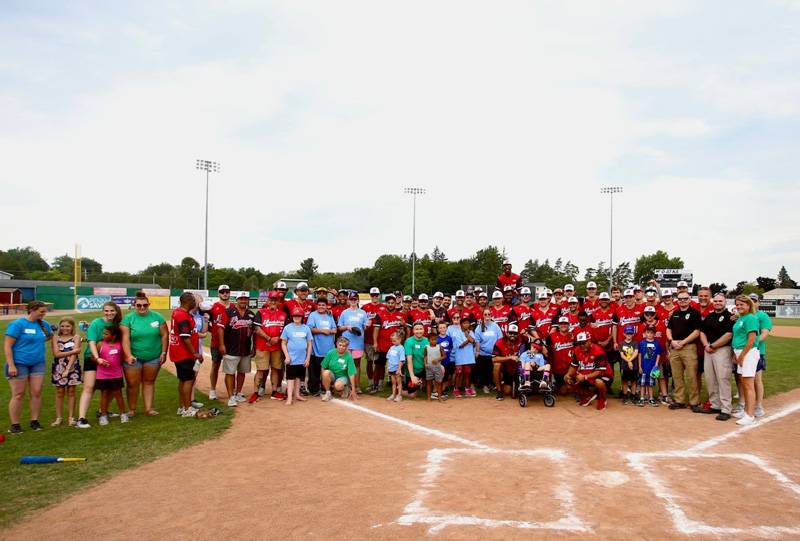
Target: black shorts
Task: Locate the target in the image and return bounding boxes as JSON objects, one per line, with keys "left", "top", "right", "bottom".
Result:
{"left": 621, "top": 365, "right": 640, "bottom": 382}
{"left": 444, "top": 363, "right": 456, "bottom": 379}
{"left": 174, "top": 359, "right": 197, "bottom": 382}
{"left": 286, "top": 364, "right": 306, "bottom": 381}
{"left": 83, "top": 352, "right": 98, "bottom": 372}
{"left": 376, "top": 352, "right": 387, "bottom": 366}
{"left": 211, "top": 347, "right": 223, "bottom": 363}
{"left": 95, "top": 377, "right": 124, "bottom": 391}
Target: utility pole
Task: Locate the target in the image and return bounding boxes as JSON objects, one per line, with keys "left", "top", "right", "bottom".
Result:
{"left": 600, "top": 186, "right": 623, "bottom": 289}
{"left": 403, "top": 187, "right": 426, "bottom": 294}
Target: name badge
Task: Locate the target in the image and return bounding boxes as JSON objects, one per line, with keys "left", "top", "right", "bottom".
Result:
{"left": 320, "top": 322, "right": 330, "bottom": 328}
{"left": 24, "top": 328, "right": 36, "bottom": 334}
{"left": 110, "top": 349, "right": 119, "bottom": 354}
{"left": 293, "top": 332, "right": 306, "bottom": 338}
{"left": 151, "top": 321, "right": 160, "bottom": 328}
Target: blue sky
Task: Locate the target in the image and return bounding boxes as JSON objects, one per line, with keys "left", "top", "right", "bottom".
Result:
{"left": 1, "top": 1, "right": 798, "bottom": 287}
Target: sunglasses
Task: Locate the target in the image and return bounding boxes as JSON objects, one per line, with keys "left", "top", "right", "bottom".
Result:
{"left": 135, "top": 303, "right": 149, "bottom": 308}
{"left": 219, "top": 291, "right": 230, "bottom": 295}
{"left": 677, "top": 297, "right": 691, "bottom": 301}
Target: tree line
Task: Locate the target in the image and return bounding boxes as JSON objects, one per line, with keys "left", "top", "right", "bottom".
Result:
{"left": 0, "top": 246, "right": 795, "bottom": 296}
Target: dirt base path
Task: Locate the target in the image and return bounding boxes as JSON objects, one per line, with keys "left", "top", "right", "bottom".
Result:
{"left": 3, "top": 380, "right": 799, "bottom": 540}
{"left": 773, "top": 325, "right": 800, "bottom": 338}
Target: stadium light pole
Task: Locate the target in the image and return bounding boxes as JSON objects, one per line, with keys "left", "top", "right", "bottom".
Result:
{"left": 404, "top": 187, "right": 426, "bottom": 294}
{"left": 196, "top": 159, "right": 220, "bottom": 291}
{"left": 600, "top": 186, "right": 623, "bottom": 289}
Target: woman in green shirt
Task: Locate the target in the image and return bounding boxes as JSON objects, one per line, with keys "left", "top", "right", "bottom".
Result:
{"left": 76, "top": 301, "right": 122, "bottom": 429}
{"left": 121, "top": 292, "right": 168, "bottom": 417}
{"left": 731, "top": 295, "right": 760, "bottom": 426}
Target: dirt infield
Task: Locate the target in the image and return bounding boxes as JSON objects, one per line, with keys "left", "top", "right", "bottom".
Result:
{"left": 773, "top": 325, "right": 800, "bottom": 339}
{"left": 3, "top": 370, "right": 799, "bottom": 540}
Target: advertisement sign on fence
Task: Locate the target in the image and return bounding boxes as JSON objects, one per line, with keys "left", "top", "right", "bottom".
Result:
{"left": 76, "top": 295, "right": 111, "bottom": 310}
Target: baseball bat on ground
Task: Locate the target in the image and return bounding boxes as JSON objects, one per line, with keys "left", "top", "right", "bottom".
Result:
{"left": 19, "top": 456, "right": 87, "bottom": 464}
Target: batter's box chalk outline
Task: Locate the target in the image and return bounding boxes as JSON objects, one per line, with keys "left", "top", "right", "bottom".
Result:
{"left": 626, "top": 450, "right": 800, "bottom": 538}
{"left": 397, "top": 448, "right": 592, "bottom": 535}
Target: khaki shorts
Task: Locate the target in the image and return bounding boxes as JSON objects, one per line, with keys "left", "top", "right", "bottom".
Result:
{"left": 254, "top": 350, "right": 283, "bottom": 371}
{"left": 222, "top": 354, "right": 252, "bottom": 375}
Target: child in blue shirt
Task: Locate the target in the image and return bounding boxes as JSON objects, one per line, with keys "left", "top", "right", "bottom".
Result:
{"left": 386, "top": 331, "right": 406, "bottom": 402}
{"left": 436, "top": 322, "right": 454, "bottom": 397}
{"left": 638, "top": 325, "right": 663, "bottom": 407}
{"left": 519, "top": 339, "right": 550, "bottom": 390}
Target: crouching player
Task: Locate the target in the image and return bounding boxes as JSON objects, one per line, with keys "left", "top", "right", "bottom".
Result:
{"left": 519, "top": 339, "right": 550, "bottom": 390}
{"left": 565, "top": 332, "right": 612, "bottom": 410}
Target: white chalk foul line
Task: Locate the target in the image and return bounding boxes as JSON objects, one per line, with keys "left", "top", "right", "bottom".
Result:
{"left": 688, "top": 400, "right": 800, "bottom": 451}
{"left": 332, "top": 399, "right": 489, "bottom": 449}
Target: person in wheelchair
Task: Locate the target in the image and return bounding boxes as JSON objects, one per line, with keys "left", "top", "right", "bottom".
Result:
{"left": 518, "top": 339, "right": 550, "bottom": 390}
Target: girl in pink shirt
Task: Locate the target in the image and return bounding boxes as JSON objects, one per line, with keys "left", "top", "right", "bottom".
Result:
{"left": 96, "top": 326, "right": 129, "bottom": 425}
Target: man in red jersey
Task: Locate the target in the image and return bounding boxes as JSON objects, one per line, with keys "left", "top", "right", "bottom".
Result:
{"left": 208, "top": 284, "right": 232, "bottom": 401}
{"left": 512, "top": 287, "right": 533, "bottom": 334}
{"left": 640, "top": 306, "right": 667, "bottom": 351}
{"left": 583, "top": 281, "right": 600, "bottom": 316}
{"left": 659, "top": 288, "right": 677, "bottom": 320}
{"left": 566, "top": 332, "right": 612, "bottom": 410}
{"left": 551, "top": 288, "right": 567, "bottom": 314}
{"left": 330, "top": 289, "right": 349, "bottom": 320}
{"left": 610, "top": 285, "right": 623, "bottom": 306}
{"left": 492, "top": 323, "right": 527, "bottom": 400}
{"left": 409, "top": 293, "right": 435, "bottom": 335}
{"left": 531, "top": 291, "right": 559, "bottom": 340}
{"left": 489, "top": 291, "right": 513, "bottom": 335}
{"left": 284, "top": 282, "right": 315, "bottom": 323}
{"left": 362, "top": 287, "right": 385, "bottom": 393}
{"left": 496, "top": 260, "right": 522, "bottom": 291}
{"left": 274, "top": 281, "right": 289, "bottom": 309}
{"left": 590, "top": 292, "right": 617, "bottom": 353}
{"left": 501, "top": 285, "right": 515, "bottom": 306}
{"left": 252, "top": 291, "right": 287, "bottom": 401}
{"left": 371, "top": 294, "right": 407, "bottom": 393}
{"left": 447, "top": 290, "right": 467, "bottom": 321}
{"left": 462, "top": 290, "right": 483, "bottom": 325}
{"left": 562, "top": 284, "right": 576, "bottom": 312}
{"left": 614, "top": 289, "right": 645, "bottom": 346}
{"left": 547, "top": 317, "right": 575, "bottom": 393}
{"left": 633, "top": 285, "right": 646, "bottom": 308}
{"left": 560, "top": 296, "right": 582, "bottom": 333}
{"left": 169, "top": 292, "right": 203, "bottom": 416}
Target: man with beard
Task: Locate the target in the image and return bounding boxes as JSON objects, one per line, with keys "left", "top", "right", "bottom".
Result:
{"left": 362, "top": 287, "right": 386, "bottom": 393}
{"left": 447, "top": 290, "right": 467, "bottom": 321}
{"left": 430, "top": 292, "right": 449, "bottom": 326}
{"left": 284, "top": 282, "right": 315, "bottom": 323}
{"left": 371, "top": 294, "right": 407, "bottom": 393}
{"left": 409, "top": 293, "right": 435, "bottom": 335}
{"left": 491, "top": 323, "right": 527, "bottom": 400}
{"left": 462, "top": 290, "right": 483, "bottom": 326}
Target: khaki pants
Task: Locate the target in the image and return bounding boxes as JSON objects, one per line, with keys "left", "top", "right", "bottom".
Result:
{"left": 705, "top": 346, "right": 733, "bottom": 414}
{"left": 669, "top": 345, "right": 699, "bottom": 406}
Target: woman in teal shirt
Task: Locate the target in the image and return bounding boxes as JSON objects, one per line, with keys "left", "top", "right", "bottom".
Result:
{"left": 731, "top": 295, "right": 760, "bottom": 426}
{"left": 121, "top": 292, "right": 168, "bottom": 417}
{"left": 3, "top": 300, "right": 52, "bottom": 434}
{"left": 76, "top": 301, "right": 122, "bottom": 429}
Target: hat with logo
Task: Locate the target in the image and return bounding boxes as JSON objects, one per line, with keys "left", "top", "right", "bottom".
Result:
{"left": 433, "top": 291, "right": 444, "bottom": 298}
{"left": 575, "top": 331, "right": 591, "bottom": 343}
{"left": 568, "top": 296, "right": 579, "bottom": 303}
{"left": 296, "top": 282, "right": 309, "bottom": 291}
{"left": 564, "top": 284, "right": 575, "bottom": 291}
{"left": 218, "top": 284, "right": 231, "bottom": 292}
{"left": 661, "top": 288, "right": 673, "bottom": 297}
{"left": 492, "top": 291, "right": 503, "bottom": 299}
{"left": 520, "top": 287, "right": 531, "bottom": 295}
{"left": 623, "top": 325, "right": 635, "bottom": 334}
{"left": 748, "top": 293, "right": 760, "bottom": 301}
{"left": 236, "top": 291, "right": 250, "bottom": 299}
{"left": 275, "top": 281, "right": 288, "bottom": 290}
{"left": 507, "top": 323, "right": 519, "bottom": 333}
{"left": 587, "top": 281, "right": 597, "bottom": 289}
{"left": 403, "top": 295, "right": 412, "bottom": 302}
{"left": 455, "top": 290, "right": 465, "bottom": 297}
{"left": 538, "top": 291, "right": 549, "bottom": 299}
{"left": 348, "top": 291, "right": 359, "bottom": 300}
{"left": 369, "top": 287, "right": 380, "bottom": 295}
{"left": 558, "top": 316, "right": 569, "bottom": 324}
{"left": 644, "top": 306, "right": 656, "bottom": 313}
{"left": 677, "top": 280, "right": 689, "bottom": 288}
{"left": 599, "top": 292, "right": 610, "bottom": 300}
{"left": 623, "top": 289, "right": 634, "bottom": 297}
{"left": 418, "top": 293, "right": 429, "bottom": 301}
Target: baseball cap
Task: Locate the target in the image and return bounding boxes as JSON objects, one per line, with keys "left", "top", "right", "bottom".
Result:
{"left": 199, "top": 300, "right": 213, "bottom": 311}
{"left": 677, "top": 280, "right": 689, "bottom": 288}
{"left": 507, "top": 323, "right": 519, "bottom": 333}
{"left": 661, "top": 288, "right": 673, "bottom": 297}
{"left": 418, "top": 293, "right": 429, "bottom": 301}
{"left": 291, "top": 307, "right": 304, "bottom": 317}
{"left": 531, "top": 338, "right": 544, "bottom": 350}
{"left": 217, "top": 284, "right": 231, "bottom": 292}
{"left": 236, "top": 291, "right": 250, "bottom": 299}
{"left": 520, "top": 286, "right": 531, "bottom": 295}
{"left": 575, "top": 331, "right": 590, "bottom": 343}
{"left": 348, "top": 292, "right": 359, "bottom": 300}
{"left": 645, "top": 290, "right": 656, "bottom": 297}
{"left": 478, "top": 291, "right": 488, "bottom": 298}
{"left": 474, "top": 286, "right": 483, "bottom": 293}
{"left": 455, "top": 290, "right": 465, "bottom": 297}
{"left": 267, "top": 291, "right": 279, "bottom": 299}
{"left": 369, "top": 287, "right": 380, "bottom": 295}
{"left": 623, "top": 325, "right": 635, "bottom": 334}
{"left": 623, "top": 289, "right": 634, "bottom": 297}
{"left": 748, "top": 293, "right": 760, "bottom": 301}
{"left": 633, "top": 284, "right": 643, "bottom": 291}
{"left": 568, "top": 296, "right": 579, "bottom": 303}
{"left": 546, "top": 288, "right": 553, "bottom": 295}
{"left": 275, "top": 281, "right": 288, "bottom": 290}
{"left": 296, "top": 282, "right": 309, "bottom": 291}
{"left": 587, "top": 281, "right": 597, "bottom": 289}
{"left": 558, "top": 316, "right": 569, "bottom": 324}
{"left": 538, "top": 291, "right": 548, "bottom": 299}
{"left": 433, "top": 291, "right": 444, "bottom": 298}
{"left": 315, "top": 287, "right": 329, "bottom": 295}
{"left": 384, "top": 293, "right": 396, "bottom": 300}
{"left": 403, "top": 295, "right": 412, "bottom": 302}
{"left": 503, "top": 285, "right": 514, "bottom": 292}
{"left": 599, "top": 292, "right": 610, "bottom": 300}
{"left": 492, "top": 291, "right": 503, "bottom": 299}
{"left": 503, "top": 260, "right": 512, "bottom": 266}
{"left": 553, "top": 288, "right": 563, "bottom": 295}
{"left": 564, "top": 284, "right": 575, "bottom": 291}
{"left": 644, "top": 306, "right": 656, "bottom": 313}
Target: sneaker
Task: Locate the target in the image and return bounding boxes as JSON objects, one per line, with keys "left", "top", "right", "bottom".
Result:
{"left": 622, "top": 395, "right": 630, "bottom": 405}
{"left": 209, "top": 390, "right": 217, "bottom": 400}
{"left": 732, "top": 410, "right": 745, "bottom": 419}
{"left": 299, "top": 385, "right": 310, "bottom": 397}
{"left": 367, "top": 384, "right": 378, "bottom": 395}
{"left": 453, "top": 389, "right": 462, "bottom": 398}
{"left": 98, "top": 415, "right": 109, "bottom": 426}
{"left": 732, "top": 403, "right": 744, "bottom": 414}
{"left": 716, "top": 412, "right": 731, "bottom": 421}
{"left": 580, "top": 394, "right": 597, "bottom": 407}
{"left": 596, "top": 397, "right": 607, "bottom": 411}
{"left": 668, "top": 402, "right": 687, "bottom": 410}
{"left": 182, "top": 407, "right": 198, "bottom": 417}
{"left": 386, "top": 393, "right": 395, "bottom": 401}
{"left": 322, "top": 391, "right": 333, "bottom": 402}
{"left": 482, "top": 386, "right": 491, "bottom": 394}
{"left": 177, "top": 407, "right": 185, "bottom": 416}
{"left": 519, "top": 382, "right": 531, "bottom": 391}
{"left": 736, "top": 414, "right": 756, "bottom": 426}
{"left": 235, "top": 393, "right": 247, "bottom": 402}
{"left": 120, "top": 413, "right": 130, "bottom": 423}
{"left": 394, "top": 395, "right": 403, "bottom": 402}
{"left": 271, "top": 391, "right": 286, "bottom": 400}
{"left": 495, "top": 392, "right": 504, "bottom": 401}
{"left": 377, "top": 381, "right": 385, "bottom": 392}
{"left": 68, "top": 417, "right": 76, "bottom": 426}
{"left": 247, "top": 393, "right": 259, "bottom": 404}
{"left": 466, "top": 388, "right": 477, "bottom": 397}
{"left": 191, "top": 400, "right": 204, "bottom": 409}
{"left": 539, "top": 380, "right": 549, "bottom": 390}
{"left": 227, "top": 397, "right": 238, "bottom": 407}
{"left": 29, "top": 420, "right": 43, "bottom": 431}
{"left": 108, "top": 412, "right": 120, "bottom": 418}
{"left": 691, "top": 404, "right": 705, "bottom": 413}
{"left": 75, "top": 418, "right": 91, "bottom": 429}
{"left": 660, "top": 396, "right": 670, "bottom": 405}
{"left": 754, "top": 406, "right": 765, "bottom": 418}
{"left": 51, "top": 417, "right": 63, "bottom": 427}
{"left": 431, "top": 392, "right": 439, "bottom": 399}
{"left": 8, "top": 424, "right": 22, "bottom": 434}
{"left": 257, "top": 386, "right": 266, "bottom": 397}
{"left": 649, "top": 399, "right": 658, "bottom": 407}
{"left": 637, "top": 398, "right": 645, "bottom": 407}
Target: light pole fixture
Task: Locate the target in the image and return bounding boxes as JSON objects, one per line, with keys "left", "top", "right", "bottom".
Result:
{"left": 196, "top": 159, "right": 220, "bottom": 291}
{"left": 404, "top": 187, "right": 426, "bottom": 294}
{"left": 600, "top": 186, "right": 623, "bottom": 289}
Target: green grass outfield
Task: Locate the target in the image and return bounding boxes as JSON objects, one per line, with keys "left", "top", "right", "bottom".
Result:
{"left": 0, "top": 311, "right": 231, "bottom": 529}
{"left": 774, "top": 317, "right": 800, "bottom": 327}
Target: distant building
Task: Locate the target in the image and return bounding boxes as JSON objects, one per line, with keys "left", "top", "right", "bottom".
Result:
{"left": 0, "top": 270, "right": 14, "bottom": 280}
{"left": 763, "top": 288, "right": 800, "bottom": 301}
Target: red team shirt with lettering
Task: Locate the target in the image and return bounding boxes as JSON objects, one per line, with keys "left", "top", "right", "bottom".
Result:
{"left": 582, "top": 297, "right": 600, "bottom": 317}
{"left": 615, "top": 304, "right": 644, "bottom": 342}
{"left": 409, "top": 309, "right": 434, "bottom": 335}
{"left": 571, "top": 343, "right": 613, "bottom": 379}
{"left": 590, "top": 305, "right": 617, "bottom": 347}
{"left": 547, "top": 330, "right": 575, "bottom": 375}
{"left": 532, "top": 304, "right": 559, "bottom": 337}
{"left": 284, "top": 298, "right": 315, "bottom": 323}
{"left": 210, "top": 301, "right": 230, "bottom": 349}
{"left": 373, "top": 308, "right": 408, "bottom": 353}
{"left": 253, "top": 307, "right": 286, "bottom": 352}
{"left": 511, "top": 304, "right": 533, "bottom": 333}
{"left": 362, "top": 302, "right": 385, "bottom": 346}
{"left": 489, "top": 305, "right": 513, "bottom": 335}
{"left": 169, "top": 307, "right": 198, "bottom": 361}
{"left": 330, "top": 303, "right": 348, "bottom": 321}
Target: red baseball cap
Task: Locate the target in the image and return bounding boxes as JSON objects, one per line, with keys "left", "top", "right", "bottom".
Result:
{"left": 291, "top": 307, "right": 304, "bottom": 317}
{"left": 267, "top": 291, "right": 279, "bottom": 299}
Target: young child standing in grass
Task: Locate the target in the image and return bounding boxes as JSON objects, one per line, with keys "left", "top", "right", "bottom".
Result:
{"left": 619, "top": 326, "right": 640, "bottom": 405}
{"left": 386, "top": 331, "right": 405, "bottom": 402}
{"left": 424, "top": 332, "right": 446, "bottom": 401}
{"left": 96, "top": 326, "right": 128, "bottom": 425}
{"left": 638, "top": 325, "right": 662, "bottom": 407}
{"left": 50, "top": 318, "right": 82, "bottom": 426}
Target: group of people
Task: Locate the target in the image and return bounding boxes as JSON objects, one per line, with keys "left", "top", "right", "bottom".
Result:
{"left": 3, "top": 261, "right": 773, "bottom": 433}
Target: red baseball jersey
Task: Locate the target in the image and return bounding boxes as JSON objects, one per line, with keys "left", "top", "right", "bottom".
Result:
{"left": 511, "top": 304, "right": 533, "bottom": 333}
{"left": 571, "top": 343, "right": 612, "bottom": 377}
{"left": 532, "top": 304, "right": 559, "bottom": 337}
{"left": 560, "top": 312, "right": 581, "bottom": 334}
{"left": 658, "top": 303, "right": 677, "bottom": 321}
{"left": 409, "top": 308, "right": 434, "bottom": 335}
{"left": 590, "top": 305, "right": 617, "bottom": 345}
{"left": 284, "top": 298, "right": 315, "bottom": 323}
{"left": 373, "top": 308, "right": 408, "bottom": 353}
{"left": 547, "top": 330, "right": 575, "bottom": 375}
{"left": 209, "top": 301, "right": 230, "bottom": 349}
{"left": 497, "top": 273, "right": 522, "bottom": 290}
{"left": 639, "top": 319, "right": 668, "bottom": 353}
{"left": 362, "top": 302, "right": 386, "bottom": 345}
{"left": 582, "top": 297, "right": 600, "bottom": 316}
{"left": 331, "top": 303, "right": 348, "bottom": 320}
{"left": 253, "top": 307, "right": 286, "bottom": 352}
{"left": 489, "top": 305, "right": 513, "bottom": 334}
{"left": 169, "top": 307, "right": 198, "bottom": 361}
{"left": 615, "top": 304, "right": 644, "bottom": 343}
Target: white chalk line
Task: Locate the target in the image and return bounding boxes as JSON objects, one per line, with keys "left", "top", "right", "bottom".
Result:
{"left": 625, "top": 401, "right": 800, "bottom": 537}
{"left": 332, "top": 400, "right": 591, "bottom": 534}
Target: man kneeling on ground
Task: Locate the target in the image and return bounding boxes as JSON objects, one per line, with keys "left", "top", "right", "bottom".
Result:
{"left": 565, "top": 332, "right": 611, "bottom": 411}
{"left": 321, "top": 337, "right": 359, "bottom": 402}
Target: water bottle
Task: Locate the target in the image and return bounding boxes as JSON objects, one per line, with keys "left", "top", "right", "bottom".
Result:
{"left": 193, "top": 359, "right": 202, "bottom": 372}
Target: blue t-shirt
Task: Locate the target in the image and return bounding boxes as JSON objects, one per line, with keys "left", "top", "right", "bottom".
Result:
{"left": 280, "top": 323, "right": 312, "bottom": 365}
{"left": 448, "top": 326, "right": 476, "bottom": 366}
{"left": 387, "top": 344, "right": 405, "bottom": 372}
{"left": 306, "top": 311, "right": 336, "bottom": 357}
{"left": 5, "top": 318, "right": 52, "bottom": 366}
{"left": 338, "top": 308, "right": 368, "bottom": 351}
{"left": 520, "top": 350, "right": 546, "bottom": 368}
{"left": 638, "top": 340, "right": 662, "bottom": 373}
{"left": 474, "top": 321, "right": 502, "bottom": 356}
{"left": 437, "top": 335, "right": 454, "bottom": 365}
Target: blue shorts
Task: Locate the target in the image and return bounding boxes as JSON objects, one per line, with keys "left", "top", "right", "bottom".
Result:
{"left": 5, "top": 361, "right": 47, "bottom": 380}
{"left": 128, "top": 358, "right": 161, "bottom": 369}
